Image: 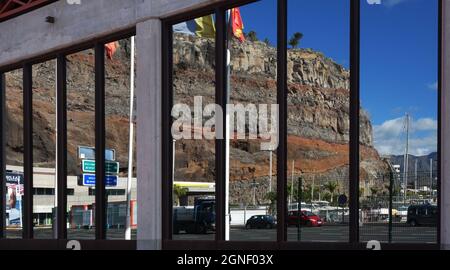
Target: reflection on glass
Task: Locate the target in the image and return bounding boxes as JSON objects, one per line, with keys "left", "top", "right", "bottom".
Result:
{"left": 32, "top": 59, "right": 57, "bottom": 239}
{"left": 67, "top": 49, "right": 96, "bottom": 239}
{"left": 287, "top": 0, "right": 350, "bottom": 242}
{"left": 227, "top": 0, "right": 278, "bottom": 242}
{"left": 171, "top": 14, "right": 216, "bottom": 240}
{"left": 105, "top": 37, "right": 137, "bottom": 240}
{"left": 5, "top": 69, "right": 24, "bottom": 239}
{"left": 359, "top": 0, "right": 438, "bottom": 244}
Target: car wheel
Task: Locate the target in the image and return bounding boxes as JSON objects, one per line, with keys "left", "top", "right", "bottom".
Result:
{"left": 266, "top": 223, "right": 271, "bottom": 229}
{"left": 409, "top": 219, "right": 417, "bottom": 227}
{"left": 307, "top": 221, "right": 313, "bottom": 227}
{"left": 245, "top": 224, "right": 251, "bottom": 230}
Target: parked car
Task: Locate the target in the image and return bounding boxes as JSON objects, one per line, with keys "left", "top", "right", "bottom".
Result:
{"left": 407, "top": 204, "right": 437, "bottom": 227}
{"left": 245, "top": 215, "right": 276, "bottom": 229}
{"left": 287, "top": 210, "right": 323, "bottom": 227}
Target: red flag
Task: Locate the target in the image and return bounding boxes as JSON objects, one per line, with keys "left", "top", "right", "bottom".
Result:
{"left": 105, "top": 41, "right": 119, "bottom": 60}
{"left": 231, "top": 8, "right": 245, "bottom": 42}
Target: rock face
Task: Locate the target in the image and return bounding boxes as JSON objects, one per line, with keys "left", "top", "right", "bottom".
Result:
{"left": 4, "top": 41, "right": 135, "bottom": 176}
{"left": 3, "top": 35, "right": 388, "bottom": 205}
{"left": 172, "top": 34, "right": 389, "bottom": 204}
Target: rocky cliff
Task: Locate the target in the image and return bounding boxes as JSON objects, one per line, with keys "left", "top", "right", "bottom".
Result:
{"left": 4, "top": 35, "right": 388, "bottom": 204}
{"left": 172, "top": 34, "right": 388, "bottom": 204}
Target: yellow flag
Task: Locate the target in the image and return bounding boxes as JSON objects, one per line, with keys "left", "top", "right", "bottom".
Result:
{"left": 195, "top": 15, "right": 216, "bottom": 38}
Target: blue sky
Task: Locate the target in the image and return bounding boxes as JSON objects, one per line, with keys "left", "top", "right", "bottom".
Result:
{"left": 239, "top": 0, "right": 438, "bottom": 156}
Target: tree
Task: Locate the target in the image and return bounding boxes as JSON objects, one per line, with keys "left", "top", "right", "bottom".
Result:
{"left": 288, "top": 32, "right": 304, "bottom": 49}
{"left": 173, "top": 185, "right": 188, "bottom": 206}
{"left": 370, "top": 186, "right": 380, "bottom": 197}
{"left": 247, "top": 31, "right": 258, "bottom": 42}
{"left": 323, "top": 181, "right": 339, "bottom": 204}
{"left": 265, "top": 191, "right": 277, "bottom": 215}
{"left": 263, "top": 38, "right": 270, "bottom": 46}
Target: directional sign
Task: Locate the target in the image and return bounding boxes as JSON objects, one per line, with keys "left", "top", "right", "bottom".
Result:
{"left": 81, "top": 160, "right": 119, "bottom": 174}
{"left": 82, "top": 174, "right": 118, "bottom": 187}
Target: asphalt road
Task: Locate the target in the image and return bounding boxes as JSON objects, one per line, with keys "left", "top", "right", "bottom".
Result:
{"left": 173, "top": 225, "right": 437, "bottom": 243}
{"left": 4, "top": 225, "right": 437, "bottom": 244}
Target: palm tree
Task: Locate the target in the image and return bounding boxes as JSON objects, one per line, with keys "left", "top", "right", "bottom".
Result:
{"left": 173, "top": 185, "right": 188, "bottom": 206}
{"left": 323, "top": 181, "right": 339, "bottom": 204}
{"left": 265, "top": 191, "right": 277, "bottom": 215}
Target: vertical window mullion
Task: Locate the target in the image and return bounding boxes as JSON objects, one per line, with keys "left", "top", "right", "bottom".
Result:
{"left": 56, "top": 54, "right": 68, "bottom": 239}
{"left": 95, "top": 43, "right": 106, "bottom": 240}
{"left": 349, "top": 0, "right": 360, "bottom": 244}
{"left": 215, "top": 7, "right": 227, "bottom": 242}
{"left": 23, "top": 63, "right": 33, "bottom": 239}
{"left": 162, "top": 23, "right": 174, "bottom": 242}
{"left": 0, "top": 73, "right": 5, "bottom": 239}
{"left": 437, "top": 0, "right": 443, "bottom": 246}
{"left": 277, "top": 0, "right": 288, "bottom": 243}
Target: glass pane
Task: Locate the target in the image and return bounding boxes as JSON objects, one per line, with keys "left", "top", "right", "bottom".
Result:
{"left": 67, "top": 49, "right": 96, "bottom": 239}
{"left": 171, "top": 14, "right": 216, "bottom": 240}
{"left": 287, "top": 0, "right": 350, "bottom": 242}
{"left": 105, "top": 37, "right": 137, "bottom": 240}
{"left": 359, "top": 0, "right": 438, "bottom": 244}
{"left": 5, "top": 69, "right": 24, "bottom": 239}
{"left": 226, "top": 0, "right": 278, "bottom": 242}
{"left": 32, "top": 59, "right": 57, "bottom": 239}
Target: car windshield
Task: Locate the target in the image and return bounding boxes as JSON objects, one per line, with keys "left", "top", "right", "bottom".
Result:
{"left": 303, "top": 211, "right": 315, "bottom": 216}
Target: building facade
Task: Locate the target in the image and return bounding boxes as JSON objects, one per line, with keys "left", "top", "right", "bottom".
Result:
{"left": 0, "top": 0, "right": 449, "bottom": 250}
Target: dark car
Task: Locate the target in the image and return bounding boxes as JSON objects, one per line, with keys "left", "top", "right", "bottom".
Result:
{"left": 287, "top": 210, "right": 323, "bottom": 227}
{"left": 407, "top": 204, "right": 437, "bottom": 227}
{"left": 245, "top": 215, "right": 276, "bottom": 229}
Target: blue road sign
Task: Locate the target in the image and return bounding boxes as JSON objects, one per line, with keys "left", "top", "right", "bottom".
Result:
{"left": 82, "top": 174, "right": 118, "bottom": 187}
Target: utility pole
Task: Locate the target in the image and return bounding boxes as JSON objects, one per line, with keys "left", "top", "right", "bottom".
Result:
{"left": 403, "top": 113, "right": 410, "bottom": 203}
{"left": 290, "top": 160, "right": 295, "bottom": 207}
{"left": 430, "top": 159, "right": 433, "bottom": 200}
{"left": 414, "top": 159, "right": 418, "bottom": 195}
{"left": 269, "top": 150, "right": 272, "bottom": 192}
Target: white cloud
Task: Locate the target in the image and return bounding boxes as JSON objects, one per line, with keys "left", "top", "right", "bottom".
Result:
{"left": 427, "top": 82, "right": 438, "bottom": 91}
{"left": 383, "top": 0, "right": 411, "bottom": 8}
{"left": 373, "top": 116, "right": 437, "bottom": 156}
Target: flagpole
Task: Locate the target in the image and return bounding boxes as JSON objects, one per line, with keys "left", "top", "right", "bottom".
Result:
{"left": 224, "top": 9, "right": 232, "bottom": 241}
{"left": 125, "top": 36, "right": 135, "bottom": 240}
{"left": 225, "top": 48, "right": 231, "bottom": 241}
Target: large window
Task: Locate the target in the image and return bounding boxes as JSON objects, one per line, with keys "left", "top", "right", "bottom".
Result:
{"left": 4, "top": 68, "right": 24, "bottom": 239}
{"left": 227, "top": 0, "right": 278, "bottom": 242}
{"left": 171, "top": 13, "right": 217, "bottom": 240}
{"left": 286, "top": 0, "right": 350, "bottom": 243}
{"left": 162, "top": 0, "right": 441, "bottom": 248}
{"left": 32, "top": 59, "right": 57, "bottom": 239}
{"left": 359, "top": 0, "right": 439, "bottom": 244}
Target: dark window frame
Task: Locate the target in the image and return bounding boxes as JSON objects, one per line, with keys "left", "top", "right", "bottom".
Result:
{"left": 0, "top": 0, "right": 442, "bottom": 251}
{"left": 161, "top": 0, "right": 443, "bottom": 250}
{"left": 0, "top": 29, "right": 136, "bottom": 249}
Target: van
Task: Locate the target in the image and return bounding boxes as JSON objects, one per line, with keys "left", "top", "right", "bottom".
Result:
{"left": 407, "top": 204, "right": 437, "bottom": 227}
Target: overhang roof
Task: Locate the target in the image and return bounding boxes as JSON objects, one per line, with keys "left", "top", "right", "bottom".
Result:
{"left": 0, "top": 0, "right": 56, "bottom": 22}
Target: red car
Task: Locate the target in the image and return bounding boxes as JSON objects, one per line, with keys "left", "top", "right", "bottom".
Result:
{"left": 287, "top": 210, "right": 323, "bottom": 227}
